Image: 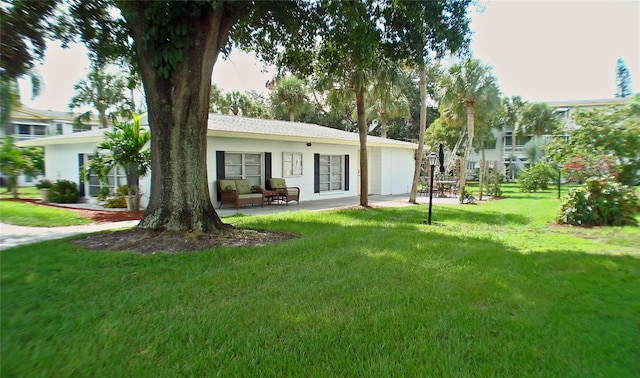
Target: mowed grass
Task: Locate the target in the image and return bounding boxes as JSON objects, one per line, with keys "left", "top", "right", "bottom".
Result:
{"left": 1, "top": 186, "right": 639, "bottom": 376}
{"left": 0, "top": 186, "right": 40, "bottom": 199}
{"left": 0, "top": 200, "right": 92, "bottom": 227}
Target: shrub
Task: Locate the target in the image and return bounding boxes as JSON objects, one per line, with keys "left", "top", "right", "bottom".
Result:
{"left": 49, "top": 180, "right": 79, "bottom": 203}
{"left": 103, "top": 196, "right": 127, "bottom": 208}
{"left": 563, "top": 154, "right": 614, "bottom": 184}
{"left": 518, "top": 162, "right": 556, "bottom": 192}
{"left": 459, "top": 188, "right": 476, "bottom": 204}
{"left": 103, "top": 185, "right": 129, "bottom": 208}
{"left": 557, "top": 176, "right": 639, "bottom": 226}
{"left": 35, "top": 179, "right": 53, "bottom": 189}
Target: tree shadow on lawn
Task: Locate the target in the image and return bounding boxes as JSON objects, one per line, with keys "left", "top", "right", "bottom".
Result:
{"left": 4, "top": 214, "right": 639, "bottom": 377}
{"left": 328, "top": 204, "right": 531, "bottom": 227}
{"left": 503, "top": 191, "right": 556, "bottom": 200}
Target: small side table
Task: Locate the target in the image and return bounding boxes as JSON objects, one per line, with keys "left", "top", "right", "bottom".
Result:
{"left": 262, "top": 190, "right": 281, "bottom": 205}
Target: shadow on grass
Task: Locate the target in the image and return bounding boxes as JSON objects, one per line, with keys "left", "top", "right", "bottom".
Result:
{"left": 2, "top": 210, "right": 639, "bottom": 377}
{"left": 322, "top": 204, "right": 531, "bottom": 227}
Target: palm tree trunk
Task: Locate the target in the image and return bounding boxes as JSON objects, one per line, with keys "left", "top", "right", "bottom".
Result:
{"left": 409, "top": 64, "right": 427, "bottom": 203}
{"left": 479, "top": 147, "right": 486, "bottom": 200}
{"left": 289, "top": 109, "right": 295, "bottom": 122}
{"left": 510, "top": 133, "right": 516, "bottom": 181}
{"left": 459, "top": 102, "right": 475, "bottom": 193}
{"left": 356, "top": 81, "right": 368, "bottom": 207}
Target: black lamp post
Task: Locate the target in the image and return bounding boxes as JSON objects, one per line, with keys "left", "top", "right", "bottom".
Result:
{"left": 427, "top": 153, "right": 439, "bottom": 225}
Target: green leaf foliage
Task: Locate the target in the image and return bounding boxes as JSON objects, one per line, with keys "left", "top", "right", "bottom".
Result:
{"left": 50, "top": 179, "right": 80, "bottom": 204}
{"left": 518, "top": 162, "right": 557, "bottom": 192}
{"left": 558, "top": 176, "right": 639, "bottom": 226}
{"left": 545, "top": 94, "right": 640, "bottom": 186}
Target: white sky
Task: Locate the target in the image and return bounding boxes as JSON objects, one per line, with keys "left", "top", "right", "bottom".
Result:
{"left": 19, "top": 0, "right": 640, "bottom": 111}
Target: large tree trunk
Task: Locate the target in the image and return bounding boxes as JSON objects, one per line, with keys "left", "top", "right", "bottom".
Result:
{"left": 458, "top": 102, "right": 475, "bottom": 193}
{"left": 124, "top": 5, "right": 237, "bottom": 231}
{"left": 356, "top": 81, "right": 368, "bottom": 207}
{"left": 409, "top": 65, "right": 427, "bottom": 203}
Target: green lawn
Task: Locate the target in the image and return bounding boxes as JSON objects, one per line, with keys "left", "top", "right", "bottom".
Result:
{"left": 0, "top": 200, "right": 92, "bottom": 227}
{"left": 0, "top": 186, "right": 40, "bottom": 199}
{"left": 1, "top": 187, "right": 639, "bottom": 376}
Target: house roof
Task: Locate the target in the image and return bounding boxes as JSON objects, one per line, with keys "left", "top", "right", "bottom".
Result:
{"left": 205, "top": 114, "right": 416, "bottom": 148}
{"left": 546, "top": 98, "right": 630, "bottom": 108}
{"left": 18, "top": 113, "right": 417, "bottom": 150}
{"left": 11, "top": 106, "right": 101, "bottom": 124}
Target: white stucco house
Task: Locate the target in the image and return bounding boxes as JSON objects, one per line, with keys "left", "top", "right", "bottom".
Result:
{"left": 18, "top": 113, "right": 418, "bottom": 208}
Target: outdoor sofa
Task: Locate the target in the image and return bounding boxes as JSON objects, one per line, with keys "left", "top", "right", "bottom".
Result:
{"left": 217, "top": 179, "right": 264, "bottom": 209}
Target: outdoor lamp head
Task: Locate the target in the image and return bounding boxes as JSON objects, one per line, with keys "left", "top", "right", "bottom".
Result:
{"left": 427, "top": 153, "right": 438, "bottom": 167}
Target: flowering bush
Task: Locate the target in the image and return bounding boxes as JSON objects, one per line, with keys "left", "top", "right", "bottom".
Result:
{"left": 563, "top": 155, "right": 615, "bottom": 184}
{"left": 557, "top": 176, "right": 638, "bottom": 226}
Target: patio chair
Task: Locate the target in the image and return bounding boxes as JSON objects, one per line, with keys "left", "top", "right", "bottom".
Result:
{"left": 268, "top": 178, "right": 300, "bottom": 205}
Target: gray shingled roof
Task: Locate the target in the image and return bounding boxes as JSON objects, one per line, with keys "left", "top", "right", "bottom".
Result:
{"left": 18, "top": 113, "right": 417, "bottom": 150}
{"left": 206, "top": 114, "right": 416, "bottom": 148}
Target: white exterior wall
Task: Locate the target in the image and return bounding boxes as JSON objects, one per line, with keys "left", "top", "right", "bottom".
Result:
{"left": 208, "top": 137, "right": 364, "bottom": 204}
{"left": 44, "top": 143, "right": 152, "bottom": 207}
{"left": 369, "top": 147, "right": 415, "bottom": 195}
{"left": 45, "top": 143, "right": 95, "bottom": 183}
{"left": 39, "top": 135, "right": 415, "bottom": 209}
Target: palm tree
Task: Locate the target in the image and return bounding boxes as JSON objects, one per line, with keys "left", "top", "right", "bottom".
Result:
{"left": 521, "top": 102, "right": 561, "bottom": 136}
{"left": 365, "top": 74, "right": 410, "bottom": 138}
{"left": 1, "top": 69, "right": 43, "bottom": 134}
{"left": 499, "top": 96, "right": 526, "bottom": 181}
{"left": 69, "top": 66, "right": 133, "bottom": 129}
{"left": 86, "top": 115, "right": 150, "bottom": 211}
{"left": 438, "top": 58, "right": 500, "bottom": 193}
{"left": 270, "top": 76, "right": 308, "bottom": 122}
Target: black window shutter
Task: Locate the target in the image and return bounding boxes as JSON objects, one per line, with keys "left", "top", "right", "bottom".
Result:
{"left": 216, "top": 151, "right": 225, "bottom": 201}
{"left": 344, "top": 154, "right": 349, "bottom": 191}
{"left": 314, "top": 153, "right": 320, "bottom": 193}
{"left": 78, "top": 154, "right": 85, "bottom": 197}
{"left": 265, "top": 152, "right": 272, "bottom": 188}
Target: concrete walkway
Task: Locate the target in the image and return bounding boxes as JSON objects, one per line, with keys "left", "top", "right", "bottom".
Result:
{"left": 0, "top": 193, "right": 460, "bottom": 251}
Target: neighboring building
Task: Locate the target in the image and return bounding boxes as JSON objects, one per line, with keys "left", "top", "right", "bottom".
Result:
{"left": 18, "top": 113, "right": 418, "bottom": 208}
{"left": 2, "top": 106, "right": 103, "bottom": 186}
{"left": 467, "top": 97, "right": 631, "bottom": 180}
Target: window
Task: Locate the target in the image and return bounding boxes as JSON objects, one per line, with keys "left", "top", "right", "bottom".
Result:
{"left": 319, "top": 155, "right": 343, "bottom": 192}
{"left": 224, "top": 152, "right": 262, "bottom": 186}
{"left": 56, "top": 123, "right": 63, "bottom": 135}
{"left": 17, "top": 124, "right": 31, "bottom": 135}
{"left": 33, "top": 125, "right": 46, "bottom": 135}
{"left": 283, "top": 152, "right": 302, "bottom": 177}
{"left": 84, "top": 154, "right": 127, "bottom": 197}
{"left": 73, "top": 123, "right": 91, "bottom": 133}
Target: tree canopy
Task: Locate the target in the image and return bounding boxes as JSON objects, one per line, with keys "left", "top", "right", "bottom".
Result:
{"left": 8, "top": 0, "right": 474, "bottom": 231}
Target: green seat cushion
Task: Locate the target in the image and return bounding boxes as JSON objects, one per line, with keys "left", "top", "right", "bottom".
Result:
{"left": 238, "top": 194, "right": 262, "bottom": 199}
{"left": 219, "top": 179, "right": 236, "bottom": 191}
{"left": 235, "top": 180, "right": 252, "bottom": 194}
{"left": 270, "top": 178, "right": 286, "bottom": 189}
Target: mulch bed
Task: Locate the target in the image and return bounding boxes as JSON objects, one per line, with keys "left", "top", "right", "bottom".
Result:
{"left": 4, "top": 198, "right": 297, "bottom": 253}
{"left": 6, "top": 198, "right": 144, "bottom": 222}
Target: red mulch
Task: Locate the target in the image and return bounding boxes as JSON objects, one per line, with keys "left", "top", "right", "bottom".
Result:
{"left": 5, "top": 198, "right": 144, "bottom": 223}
